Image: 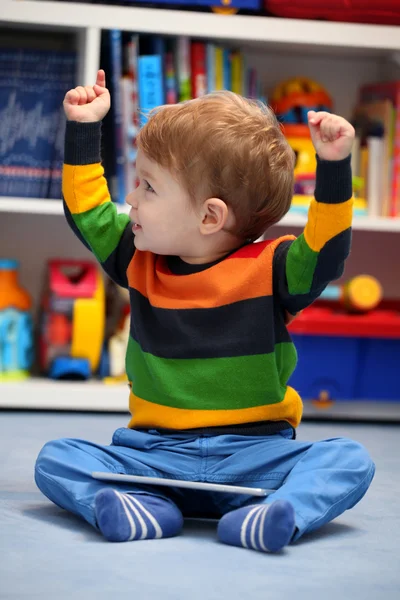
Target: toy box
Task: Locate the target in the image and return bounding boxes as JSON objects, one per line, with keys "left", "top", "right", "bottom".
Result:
{"left": 288, "top": 305, "right": 400, "bottom": 402}
{"left": 265, "top": 0, "right": 400, "bottom": 25}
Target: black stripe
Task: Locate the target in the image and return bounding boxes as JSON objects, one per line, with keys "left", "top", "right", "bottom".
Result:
{"left": 311, "top": 227, "right": 351, "bottom": 289}
{"left": 314, "top": 155, "right": 352, "bottom": 204}
{"left": 64, "top": 121, "right": 102, "bottom": 165}
{"left": 129, "top": 288, "right": 292, "bottom": 359}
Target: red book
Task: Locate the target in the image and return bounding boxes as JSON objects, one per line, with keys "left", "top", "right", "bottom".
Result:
{"left": 360, "top": 81, "right": 400, "bottom": 217}
{"left": 190, "top": 42, "right": 207, "bottom": 99}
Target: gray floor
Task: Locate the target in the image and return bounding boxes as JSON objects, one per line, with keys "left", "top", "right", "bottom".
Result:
{"left": 1, "top": 412, "right": 399, "bottom": 600}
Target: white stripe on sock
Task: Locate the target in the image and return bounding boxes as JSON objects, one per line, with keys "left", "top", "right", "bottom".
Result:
{"left": 115, "top": 491, "right": 136, "bottom": 541}
{"left": 258, "top": 506, "right": 270, "bottom": 552}
{"left": 125, "top": 495, "right": 163, "bottom": 540}
{"left": 250, "top": 506, "right": 265, "bottom": 550}
{"left": 240, "top": 506, "right": 261, "bottom": 548}
{"left": 122, "top": 494, "right": 148, "bottom": 540}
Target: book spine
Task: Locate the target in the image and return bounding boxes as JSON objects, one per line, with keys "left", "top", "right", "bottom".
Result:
{"left": 138, "top": 55, "right": 164, "bottom": 125}
{"left": 215, "top": 47, "right": 224, "bottom": 91}
{"left": 165, "top": 50, "right": 177, "bottom": 105}
{"left": 223, "top": 48, "right": 231, "bottom": 91}
{"left": 231, "top": 51, "right": 243, "bottom": 95}
{"left": 125, "top": 34, "right": 140, "bottom": 190}
{"left": 206, "top": 43, "right": 216, "bottom": 93}
{"left": 110, "top": 29, "right": 126, "bottom": 204}
{"left": 391, "top": 89, "right": 400, "bottom": 216}
{"left": 190, "top": 42, "right": 207, "bottom": 98}
{"left": 176, "top": 37, "right": 191, "bottom": 102}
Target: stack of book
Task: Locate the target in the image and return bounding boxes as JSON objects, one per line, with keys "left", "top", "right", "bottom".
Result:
{"left": 352, "top": 81, "right": 400, "bottom": 218}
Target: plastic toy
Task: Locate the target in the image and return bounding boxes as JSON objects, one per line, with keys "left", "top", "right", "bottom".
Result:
{"left": 39, "top": 260, "right": 105, "bottom": 380}
{"left": 124, "top": 0, "right": 261, "bottom": 14}
{"left": 0, "top": 259, "right": 33, "bottom": 381}
{"left": 264, "top": 1, "right": 400, "bottom": 26}
{"left": 271, "top": 77, "right": 333, "bottom": 138}
{"left": 321, "top": 275, "right": 383, "bottom": 313}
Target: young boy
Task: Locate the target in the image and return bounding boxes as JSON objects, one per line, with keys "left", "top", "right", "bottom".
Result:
{"left": 35, "top": 70, "right": 375, "bottom": 553}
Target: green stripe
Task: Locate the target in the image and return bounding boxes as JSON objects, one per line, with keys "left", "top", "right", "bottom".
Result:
{"left": 72, "top": 202, "right": 130, "bottom": 263}
{"left": 286, "top": 234, "right": 318, "bottom": 295}
{"left": 126, "top": 337, "right": 297, "bottom": 410}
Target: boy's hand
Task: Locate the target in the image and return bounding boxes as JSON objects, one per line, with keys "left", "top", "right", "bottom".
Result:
{"left": 63, "top": 69, "right": 110, "bottom": 122}
{"left": 307, "top": 111, "right": 355, "bottom": 161}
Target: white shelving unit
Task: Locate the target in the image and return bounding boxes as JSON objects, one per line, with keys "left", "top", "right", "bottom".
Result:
{"left": 1, "top": 1, "right": 400, "bottom": 414}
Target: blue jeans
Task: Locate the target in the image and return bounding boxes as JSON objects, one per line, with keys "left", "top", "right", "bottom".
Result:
{"left": 35, "top": 427, "right": 375, "bottom": 541}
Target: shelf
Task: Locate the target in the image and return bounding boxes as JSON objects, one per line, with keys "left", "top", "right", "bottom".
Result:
{"left": 0, "top": 197, "right": 130, "bottom": 216}
{"left": 1, "top": 197, "right": 400, "bottom": 232}
{"left": 0, "top": 379, "right": 129, "bottom": 412}
{"left": 279, "top": 213, "right": 400, "bottom": 233}
{"left": 1, "top": 379, "right": 399, "bottom": 421}
{"left": 2, "top": 1, "right": 400, "bottom": 57}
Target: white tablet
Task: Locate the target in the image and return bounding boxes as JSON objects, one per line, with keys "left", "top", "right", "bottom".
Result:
{"left": 92, "top": 472, "right": 272, "bottom": 497}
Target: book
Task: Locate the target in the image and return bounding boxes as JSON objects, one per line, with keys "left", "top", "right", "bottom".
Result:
{"left": 231, "top": 51, "right": 243, "bottom": 95}
{"left": 175, "top": 37, "right": 191, "bottom": 102}
{"left": 360, "top": 81, "right": 400, "bottom": 216}
{"left": 100, "top": 30, "right": 125, "bottom": 204}
{"left": 123, "top": 33, "right": 140, "bottom": 192}
{"left": 0, "top": 47, "right": 76, "bottom": 199}
{"left": 165, "top": 41, "right": 178, "bottom": 105}
{"left": 223, "top": 48, "right": 232, "bottom": 91}
{"left": 109, "top": 30, "right": 126, "bottom": 204}
{"left": 190, "top": 42, "right": 207, "bottom": 98}
{"left": 206, "top": 43, "right": 216, "bottom": 93}
{"left": 215, "top": 47, "right": 224, "bottom": 91}
{"left": 354, "top": 99, "right": 394, "bottom": 216}
{"left": 138, "top": 55, "right": 164, "bottom": 125}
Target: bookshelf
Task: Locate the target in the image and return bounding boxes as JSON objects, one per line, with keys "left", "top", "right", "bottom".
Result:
{"left": 1, "top": 1, "right": 400, "bottom": 413}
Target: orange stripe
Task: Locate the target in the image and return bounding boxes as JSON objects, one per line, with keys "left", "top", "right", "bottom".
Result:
{"left": 127, "top": 385, "right": 302, "bottom": 430}
{"left": 127, "top": 235, "right": 294, "bottom": 309}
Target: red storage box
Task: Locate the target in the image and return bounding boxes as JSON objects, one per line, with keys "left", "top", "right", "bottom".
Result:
{"left": 265, "top": 1, "right": 400, "bottom": 25}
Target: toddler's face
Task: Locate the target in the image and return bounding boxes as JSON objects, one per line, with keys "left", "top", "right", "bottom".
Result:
{"left": 126, "top": 150, "right": 201, "bottom": 258}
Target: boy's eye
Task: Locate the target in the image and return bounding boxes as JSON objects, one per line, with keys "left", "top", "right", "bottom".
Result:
{"left": 144, "top": 180, "right": 155, "bottom": 193}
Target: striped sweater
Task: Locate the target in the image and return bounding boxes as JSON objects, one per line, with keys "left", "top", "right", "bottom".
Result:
{"left": 63, "top": 121, "right": 353, "bottom": 434}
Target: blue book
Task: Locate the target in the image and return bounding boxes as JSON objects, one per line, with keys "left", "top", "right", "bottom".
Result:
{"left": 0, "top": 48, "right": 76, "bottom": 199}
{"left": 109, "top": 30, "right": 126, "bottom": 204}
{"left": 223, "top": 49, "right": 232, "bottom": 91}
{"left": 206, "top": 43, "right": 216, "bottom": 93}
{"left": 138, "top": 55, "right": 164, "bottom": 126}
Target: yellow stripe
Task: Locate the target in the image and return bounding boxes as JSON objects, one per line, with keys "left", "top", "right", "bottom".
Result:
{"left": 62, "top": 163, "right": 111, "bottom": 215}
{"left": 304, "top": 198, "right": 353, "bottom": 252}
{"left": 127, "top": 386, "right": 303, "bottom": 430}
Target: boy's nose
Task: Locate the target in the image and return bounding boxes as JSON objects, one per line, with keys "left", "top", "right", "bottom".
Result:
{"left": 126, "top": 189, "right": 137, "bottom": 208}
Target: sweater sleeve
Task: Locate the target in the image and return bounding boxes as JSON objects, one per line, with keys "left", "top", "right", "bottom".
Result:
{"left": 62, "top": 121, "right": 135, "bottom": 289}
{"left": 273, "top": 155, "right": 353, "bottom": 315}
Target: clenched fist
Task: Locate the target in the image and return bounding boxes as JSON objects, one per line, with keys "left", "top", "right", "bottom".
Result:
{"left": 308, "top": 111, "right": 355, "bottom": 162}
{"left": 63, "top": 69, "right": 111, "bottom": 123}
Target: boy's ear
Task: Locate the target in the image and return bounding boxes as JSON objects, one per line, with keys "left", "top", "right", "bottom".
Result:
{"left": 199, "top": 198, "right": 229, "bottom": 235}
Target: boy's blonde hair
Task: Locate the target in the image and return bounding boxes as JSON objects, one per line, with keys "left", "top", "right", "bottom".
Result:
{"left": 137, "top": 91, "right": 295, "bottom": 241}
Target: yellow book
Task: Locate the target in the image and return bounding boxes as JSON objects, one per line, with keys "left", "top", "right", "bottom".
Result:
{"left": 231, "top": 51, "right": 243, "bottom": 95}
{"left": 215, "top": 47, "right": 224, "bottom": 90}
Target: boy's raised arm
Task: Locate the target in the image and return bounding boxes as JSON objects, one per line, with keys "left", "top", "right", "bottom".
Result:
{"left": 273, "top": 112, "right": 355, "bottom": 315}
{"left": 62, "top": 70, "right": 134, "bottom": 289}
